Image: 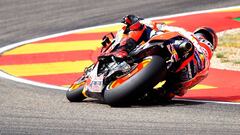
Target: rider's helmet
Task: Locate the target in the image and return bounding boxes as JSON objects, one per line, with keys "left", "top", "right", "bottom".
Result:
{"left": 121, "top": 14, "right": 144, "bottom": 31}
{"left": 194, "top": 27, "right": 218, "bottom": 51}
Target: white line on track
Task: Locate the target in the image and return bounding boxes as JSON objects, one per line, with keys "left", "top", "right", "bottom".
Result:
{"left": 0, "top": 5, "right": 239, "bottom": 104}
{"left": 174, "top": 98, "right": 240, "bottom": 105}
{"left": 0, "top": 72, "right": 67, "bottom": 90}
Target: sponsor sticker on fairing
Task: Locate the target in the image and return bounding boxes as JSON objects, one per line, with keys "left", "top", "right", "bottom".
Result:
{"left": 87, "top": 75, "right": 104, "bottom": 93}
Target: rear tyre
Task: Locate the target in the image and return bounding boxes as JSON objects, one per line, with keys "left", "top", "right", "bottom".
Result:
{"left": 66, "top": 85, "right": 86, "bottom": 102}
{"left": 103, "top": 55, "right": 167, "bottom": 106}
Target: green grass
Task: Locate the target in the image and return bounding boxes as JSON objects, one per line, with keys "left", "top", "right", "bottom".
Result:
{"left": 234, "top": 61, "right": 240, "bottom": 64}
{"left": 221, "top": 59, "right": 230, "bottom": 63}
{"left": 216, "top": 52, "right": 225, "bottom": 58}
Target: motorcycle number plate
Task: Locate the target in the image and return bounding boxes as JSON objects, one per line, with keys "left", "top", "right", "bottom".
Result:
{"left": 87, "top": 75, "right": 104, "bottom": 93}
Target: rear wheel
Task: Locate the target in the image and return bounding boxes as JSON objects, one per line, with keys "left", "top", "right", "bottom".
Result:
{"left": 103, "top": 55, "right": 167, "bottom": 106}
{"left": 66, "top": 81, "right": 86, "bottom": 102}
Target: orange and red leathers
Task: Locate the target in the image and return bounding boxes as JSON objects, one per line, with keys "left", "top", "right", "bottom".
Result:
{"left": 163, "top": 35, "right": 213, "bottom": 97}
{"left": 113, "top": 24, "right": 154, "bottom": 58}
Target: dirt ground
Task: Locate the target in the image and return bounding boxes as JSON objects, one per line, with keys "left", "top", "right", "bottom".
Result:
{"left": 210, "top": 28, "right": 240, "bottom": 71}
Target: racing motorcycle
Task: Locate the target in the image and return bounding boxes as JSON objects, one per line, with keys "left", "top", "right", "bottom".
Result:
{"left": 66, "top": 27, "right": 216, "bottom": 106}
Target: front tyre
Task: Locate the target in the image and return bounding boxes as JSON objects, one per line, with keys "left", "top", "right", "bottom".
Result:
{"left": 66, "top": 82, "right": 86, "bottom": 102}
{"left": 104, "top": 55, "right": 166, "bottom": 106}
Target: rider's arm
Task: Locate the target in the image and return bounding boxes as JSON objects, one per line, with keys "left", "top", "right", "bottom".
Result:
{"left": 157, "top": 23, "right": 188, "bottom": 34}
{"left": 157, "top": 23, "right": 204, "bottom": 52}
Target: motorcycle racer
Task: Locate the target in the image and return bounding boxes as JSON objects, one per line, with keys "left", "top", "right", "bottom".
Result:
{"left": 101, "top": 14, "right": 218, "bottom": 102}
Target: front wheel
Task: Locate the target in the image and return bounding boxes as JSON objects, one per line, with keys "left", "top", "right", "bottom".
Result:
{"left": 103, "top": 55, "right": 167, "bottom": 106}
{"left": 66, "top": 81, "right": 86, "bottom": 102}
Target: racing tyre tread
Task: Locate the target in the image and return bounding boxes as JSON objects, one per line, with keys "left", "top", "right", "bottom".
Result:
{"left": 104, "top": 55, "right": 166, "bottom": 106}
{"left": 66, "top": 86, "right": 86, "bottom": 102}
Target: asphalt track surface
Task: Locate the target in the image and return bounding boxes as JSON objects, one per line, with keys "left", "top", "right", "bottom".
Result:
{"left": 0, "top": 0, "right": 240, "bottom": 134}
